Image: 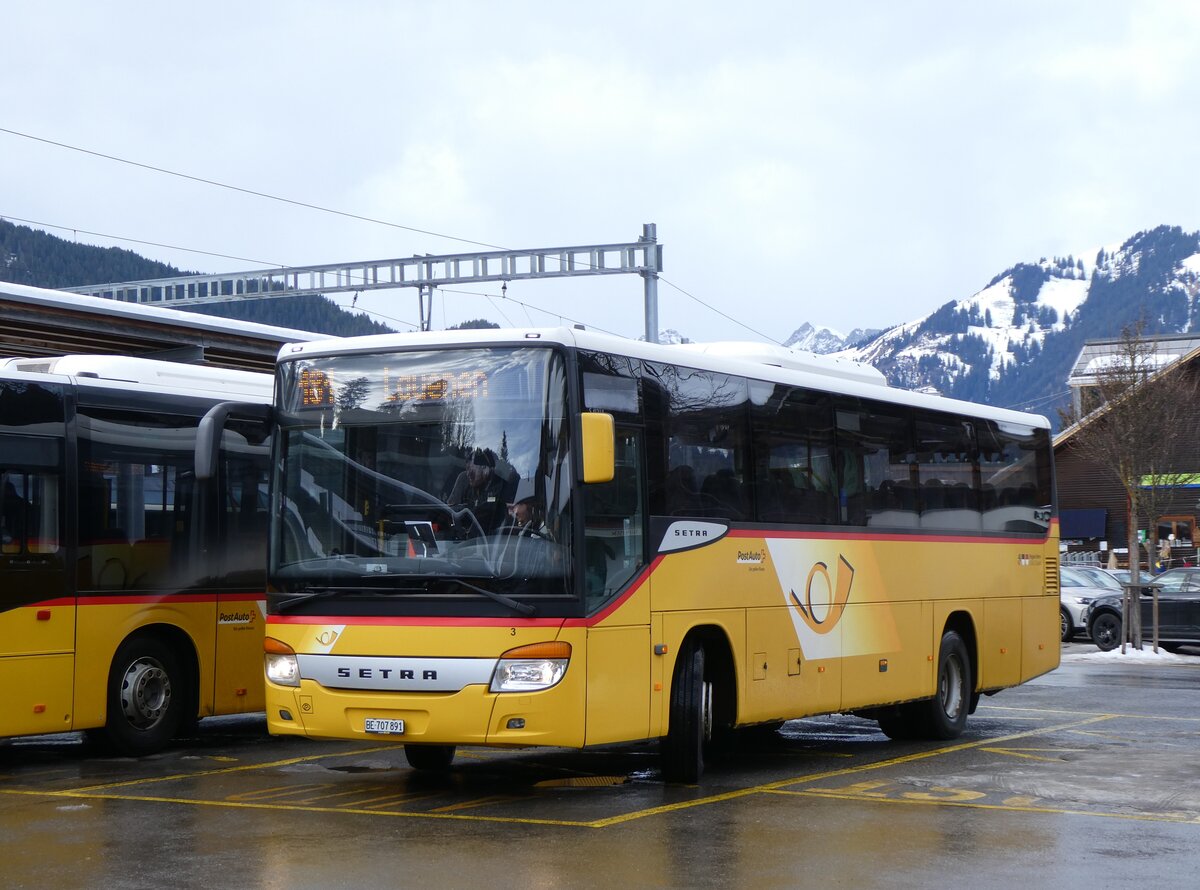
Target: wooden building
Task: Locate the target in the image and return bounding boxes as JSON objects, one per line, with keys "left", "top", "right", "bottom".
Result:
{"left": 1054, "top": 334, "right": 1200, "bottom": 569}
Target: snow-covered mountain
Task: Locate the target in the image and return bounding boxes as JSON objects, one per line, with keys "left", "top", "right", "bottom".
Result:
{"left": 833, "top": 225, "right": 1200, "bottom": 416}
{"left": 783, "top": 323, "right": 882, "bottom": 354}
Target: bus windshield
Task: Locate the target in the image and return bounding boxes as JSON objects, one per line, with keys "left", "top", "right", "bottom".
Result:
{"left": 273, "top": 346, "right": 573, "bottom": 611}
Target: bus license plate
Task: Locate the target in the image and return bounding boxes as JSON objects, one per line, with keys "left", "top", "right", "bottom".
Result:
{"left": 364, "top": 718, "right": 405, "bottom": 735}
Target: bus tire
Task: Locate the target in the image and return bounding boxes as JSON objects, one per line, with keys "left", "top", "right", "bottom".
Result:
{"left": 923, "top": 630, "right": 971, "bottom": 740}
{"left": 104, "top": 635, "right": 186, "bottom": 756}
{"left": 876, "top": 708, "right": 923, "bottom": 740}
{"left": 662, "top": 643, "right": 709, "bottom": 783}
{"left": 404, "top": 744, "right": 456, "bottom": 772}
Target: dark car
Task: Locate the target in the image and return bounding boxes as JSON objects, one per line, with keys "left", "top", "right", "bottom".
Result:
{"left": 1084, "top": 567, "right": 1200, "bottom": 651}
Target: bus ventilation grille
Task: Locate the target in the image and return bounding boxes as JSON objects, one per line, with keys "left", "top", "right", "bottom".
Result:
{"left": 1045, "top": 557, "right": 1060, "bottom": 594}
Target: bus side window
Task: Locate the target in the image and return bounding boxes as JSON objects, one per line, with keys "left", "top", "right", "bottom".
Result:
{"left": 77, "top": 409, "right": 202, "bottom": 591}
{"left": 219, "top": 442, "right": 271, "bottom": 586}
{"left": 751, "top": 385, "right": 837, "bottom": 526}
{"left": 583, "top": 429, "right": 645, "bottom": 610}
{"left": 2, "top": 467, "right": 61, "bottom": 556}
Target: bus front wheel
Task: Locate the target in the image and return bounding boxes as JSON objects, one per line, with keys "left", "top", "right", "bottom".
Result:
{"left": 103, "top": 636, "right": 186, "bottom": 756}
{"left": 662, "top": 643, "right": 711, "bottom": 784}
{"left": 404, "top": 744, "right": 456, "bottom": 772}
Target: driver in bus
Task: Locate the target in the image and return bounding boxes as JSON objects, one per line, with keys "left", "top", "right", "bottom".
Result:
{"left": 505, "top": 481, "right": 551, "bottom": 539}
{"left": 448, "top": 448, "right": 508, "bottom": 534}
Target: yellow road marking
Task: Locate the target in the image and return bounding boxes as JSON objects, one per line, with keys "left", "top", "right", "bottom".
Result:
{"left": 429, "top": 795, "right": 522, "bottom": 813}
{"left": 61, "top": 745, "right": 400, "bottom": 793}
{"left": 1004, "top": 795, "right": 1039, "bottom": 806}
{"left": 11, "top": 711, "right": 1195, "bottom": 829}
{"left": 767, "top": 786, "right": 1200, "bottom": 825}
{"left": 979, "top": 747, "right": 1062, "bottom": 762}
{"left": 587, "top": 714, "right": 1116, "bottom": 828}
{"left": 0, "top": 789, "right": 592, "bottom": 826}
{"left": 984, "top": 704, "right": 1200, "bottom": 723}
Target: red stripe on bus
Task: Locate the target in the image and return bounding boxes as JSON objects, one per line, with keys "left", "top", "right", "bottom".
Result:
{"left": 268, "top": 559, "right": 665, "bottom": 630}
{"left": 727, "top": 528, "right": 1052, "bottom": 546}
{"left": 269, "top": 615, "right": 569, "bottom": 628}
{"left": 63, "top": 592, "right": 266, "bottom": 606}
{"left": 263, "top": 522, "right": 1054, "bottom": 630}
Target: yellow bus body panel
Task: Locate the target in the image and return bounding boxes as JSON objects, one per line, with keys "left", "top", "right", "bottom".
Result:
{"left": 72, "top": 599, "right": 217, "bottom": 729}
{"left": 213, "top": 596, "right": 268, "bottom": 715}
{"left": 0, "top": 652, "right": 75, "bottom": 736}
{"left": 265, "top": 527, "right": 1060, "bottom": 749}
{"left": 265, "top": 622, "right": 588, "bottom": 747}
{"left": 0, "top": 600, "right": 78, "bottom": 737}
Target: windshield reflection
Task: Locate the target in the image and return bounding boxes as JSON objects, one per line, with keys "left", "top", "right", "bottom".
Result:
{"left": 273, "top": 347, "right": 573, "bottom": 605}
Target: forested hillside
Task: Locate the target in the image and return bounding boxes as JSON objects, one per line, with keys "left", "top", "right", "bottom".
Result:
{"left": 0, "top": 219, "right": 393, "bottom": 337}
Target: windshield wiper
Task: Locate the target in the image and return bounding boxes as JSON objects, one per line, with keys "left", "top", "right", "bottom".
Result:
{"left": 275, "top": 586, "right": 394, "bottom": 613}
{"left": 443, "top": 577, "right": 537, "bottom": 617}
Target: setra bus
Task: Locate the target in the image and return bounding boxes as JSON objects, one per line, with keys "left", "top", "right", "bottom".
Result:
{"left": 1, "top": 354, "right": 273, "bottom": 754}
{"left": 211, "top": 328, "right": 1059, "bottom": 781}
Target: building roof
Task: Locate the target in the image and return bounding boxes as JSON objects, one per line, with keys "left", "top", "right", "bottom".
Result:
{"left": 1067, "top": 332, "right": 1200, "bottom": 389}
{"left": 1056, "top": 334, "right": 1200, "bottom": 449}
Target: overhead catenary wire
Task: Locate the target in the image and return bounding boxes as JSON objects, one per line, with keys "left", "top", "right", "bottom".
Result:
{"left": 2, "top": 125, "right": 786, "bottom": 344}
{"left": 0, "top": 212, "right": 423, "bottom": 331}
{"left": 0, "top": 213, "right": 282, "bottom": 268}
{"left": 0, "top": 127, "right": 507, "bottom": 252}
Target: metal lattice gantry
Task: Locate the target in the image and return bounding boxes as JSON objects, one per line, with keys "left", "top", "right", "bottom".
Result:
{"left": 63, "top": 224, "right": 664, "bottom": 342}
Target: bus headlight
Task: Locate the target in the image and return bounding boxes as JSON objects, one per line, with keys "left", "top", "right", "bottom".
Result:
{"left": 490, "top": 641, "right": 571, "bottom": 692}
{"left": 264, "top": 637, "right": 301, "bottom": 687}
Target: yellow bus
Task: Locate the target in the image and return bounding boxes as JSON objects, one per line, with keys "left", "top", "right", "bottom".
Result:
{"left": 1, "top": 355, "right": 273, "bottom": 754}
{"left": 219, "top": 329, "right": 1058, "bottom": 781}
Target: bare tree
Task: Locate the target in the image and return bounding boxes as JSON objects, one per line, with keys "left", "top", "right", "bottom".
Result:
{"left": 1058, "top": 322, "right": 1199, "bottom": 648}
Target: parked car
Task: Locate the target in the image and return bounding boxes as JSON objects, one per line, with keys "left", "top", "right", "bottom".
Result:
{"left": 1084, "top": 567, "right": 1200, "bottom": 651}
{"left": 1060, "top": 566, "right": 1114, "bottom": 643}
{"left": 1068, "top": 565, "right": 1123, "bottom": 591}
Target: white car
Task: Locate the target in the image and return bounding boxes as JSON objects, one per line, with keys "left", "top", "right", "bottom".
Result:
{"left": 1060, "top": 566, "right": 1115, "bottom": 642}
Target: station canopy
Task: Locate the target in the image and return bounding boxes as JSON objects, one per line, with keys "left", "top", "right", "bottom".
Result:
{"left": 0, "top": 281, "right": 322, "bottom": 373}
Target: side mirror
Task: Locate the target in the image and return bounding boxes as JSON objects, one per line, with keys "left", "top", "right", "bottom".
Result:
{"left": 196, "top": 401, "right": 273, "bottom": 480}
{"left": 580, "top": 412, "right": 615, "bottom": 484}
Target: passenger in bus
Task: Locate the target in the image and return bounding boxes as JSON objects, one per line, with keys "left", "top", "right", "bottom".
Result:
{"left": 701, "top": 468, "right": 745, "bottom": 519}
{"left": 448, "top": 448, "right": 509, "bottom": 534}
{"left": 1, "top": 478, "right": 26, "bottom": 547}
{"left": 664, "top": 465, "right": 699, "bottom": 516}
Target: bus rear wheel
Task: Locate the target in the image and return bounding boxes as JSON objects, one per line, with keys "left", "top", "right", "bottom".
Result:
{"left": 876, "top": 630, "right": 971, "bottom": 741}
{"left": 925, "top": 630, "right": 971, "bottom": 739}
{"left": 662, "top": 643, "right": 711, "bottom": 783}
{"left": 404, "top": 744, "right": 456, "bottom": 772}
{"left": 103, "top": 636, "right": 186, "bottom": 756}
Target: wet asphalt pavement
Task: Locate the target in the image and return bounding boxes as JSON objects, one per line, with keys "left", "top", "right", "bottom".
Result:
{"left": 2, "top": 642, "right": 1198, "bottom": 889}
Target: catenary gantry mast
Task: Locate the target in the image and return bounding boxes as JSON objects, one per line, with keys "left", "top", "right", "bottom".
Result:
{"left": 64, "top": 224, "right": 664, "bottom": 343}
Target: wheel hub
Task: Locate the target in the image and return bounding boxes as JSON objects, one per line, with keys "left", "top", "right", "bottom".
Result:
{"left": 940, "top": 656, "right": 963, "bottom": 720}
{"left": 119, "top": 658, "right": 171, "bottom": 729}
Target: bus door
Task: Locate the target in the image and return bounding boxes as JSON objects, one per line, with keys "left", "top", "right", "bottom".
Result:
{"left": 0, "top": 378, "right": 74, "bottom": 737}
{"left": 584, "top": 426, "right": 651, "bottom": 745}
{"left": 211, "top": 423, "right": 271, "bottom": 714}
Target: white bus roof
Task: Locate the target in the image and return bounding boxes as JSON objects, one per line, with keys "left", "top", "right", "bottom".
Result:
{"left": 277, "top": 327, "right": 1050, "bottom": 431}
{"left": 0, "top": 354, "right": 273, "bottom": 402}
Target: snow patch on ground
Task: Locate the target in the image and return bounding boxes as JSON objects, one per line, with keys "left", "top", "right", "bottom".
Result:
{"left": 1060, "top": 647, "right": 1200, "bottom": 665}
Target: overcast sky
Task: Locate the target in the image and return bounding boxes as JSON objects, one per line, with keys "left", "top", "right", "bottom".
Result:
{"left": 6, "top": 2, "right": 1200, "bottom": 344}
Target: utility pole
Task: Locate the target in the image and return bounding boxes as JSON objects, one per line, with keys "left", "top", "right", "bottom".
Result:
{"left": 640, "top": 223, "right": 661, "bottom": 344}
